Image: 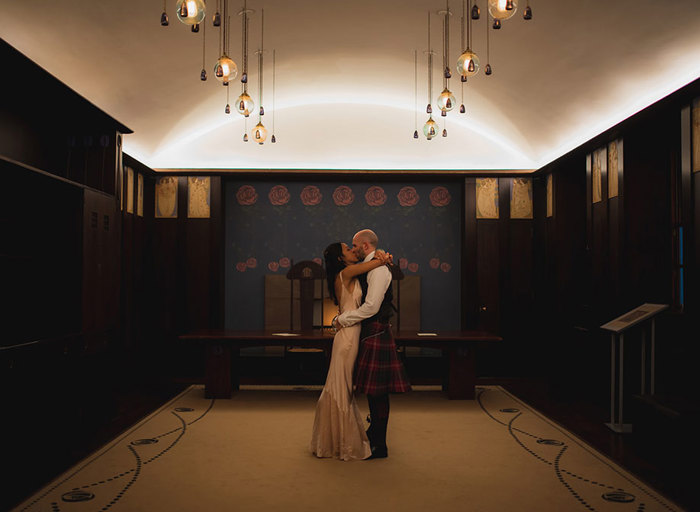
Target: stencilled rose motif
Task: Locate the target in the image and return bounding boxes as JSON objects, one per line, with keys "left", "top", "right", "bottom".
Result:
{"left": 268, "top": 185, "right": 290, "bottom": 205}
{"left": 440, "top": 262, "right": 452, "bottom": 273}
{"left": 279, "top": 257, "right": 291, "bottom": 268}
{"left": 333, "top": 186, "right": 354, "bottom": 206}
{"left": 365, "top": 186, "right": 387, "bottom": 206}
{"left": 246, "top": 257, "right": 257, "bottom": 269}
{"left": 408, "top": 262, "right": 419, "bottom": 273}
{"left": 300, "top": 185, "right": 322, "bottom": 206}
{"left": 236, "top": 185, "right": 258, "bottom": 205}
{"left": 312, "top": 257, "right": 322, "bottom": 266}
{"left": 399, "top": 258, "right": 408, "bottom": 269}
{"left": 397, "top": 186, "right": 420, "bottom": 207}
{"left": 268, "top": 261, "right": 279, "bottom": 272}
{"left": 236, "top": 262, "right": 248, "bottom": 272}
{"left": 429, "top": 258, "right": 441, "bottom": 269}
{"left": 430, "top": 186, "right": 451, "bottom": 207}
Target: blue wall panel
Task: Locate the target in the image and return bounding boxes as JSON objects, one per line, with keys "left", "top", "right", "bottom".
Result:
{"left": 224, "top": 180, "right": 461, "bottom": 330}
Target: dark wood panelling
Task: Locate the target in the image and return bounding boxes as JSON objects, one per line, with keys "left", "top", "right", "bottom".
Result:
{"left": 82, "top": 188, "right": 120, "bottom": 352}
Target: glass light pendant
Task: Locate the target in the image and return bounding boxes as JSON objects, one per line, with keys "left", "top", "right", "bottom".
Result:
{"left": 252, "top": 122, "right": 267, "bottom": 144}
{"left": 457, "top": 49, "right": 480, "bottom": 77}
{"left": 437, "top": 88, "right": 455, "bottom": 112}
{"left": 423, "top": 117, "right": 438, "bottom": 140}
{"left": 488, "top": 0, "right": 517, "bottom": 20}
{"left": 236, "top": 91, "right": 254, "bottom": 116}
{"left": 214, "top": 55, "right": 238, "bottom": 83}
{"left": 176, "top": 0, "right": 206, "bottom": 25}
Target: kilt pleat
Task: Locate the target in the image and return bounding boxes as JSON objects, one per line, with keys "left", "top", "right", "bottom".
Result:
{"left": 354, "top": 321, "right": 411, "bottom": 395}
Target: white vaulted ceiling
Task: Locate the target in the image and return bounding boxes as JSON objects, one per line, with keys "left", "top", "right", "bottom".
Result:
{"left": 1, "top": 0, "right": 700, "bottom": 171}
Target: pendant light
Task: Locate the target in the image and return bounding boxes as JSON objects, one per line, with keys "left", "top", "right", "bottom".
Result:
{"left": 252, "top": 9, "right": 267, "bottom": 144}
{"left": 175, "top": 0, "right": 206, "bottom": 25}
{"left": 236, "top": 0, "right": 254, "bottom": 117}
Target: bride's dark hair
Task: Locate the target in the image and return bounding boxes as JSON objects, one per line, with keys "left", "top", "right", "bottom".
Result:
{"left": 323, "top": 243, "right": 346, "bottom": 305}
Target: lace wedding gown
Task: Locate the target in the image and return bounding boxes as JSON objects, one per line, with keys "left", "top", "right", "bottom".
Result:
{"left": 310, "top": 278, "right": 372, "bottom": 461}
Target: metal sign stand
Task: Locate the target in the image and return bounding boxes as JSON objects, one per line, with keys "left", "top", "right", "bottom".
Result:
{"left": 600, "top": 303, "right": 668, "bottom": 433}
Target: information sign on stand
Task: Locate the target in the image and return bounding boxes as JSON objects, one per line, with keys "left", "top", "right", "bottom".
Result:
{"left": 600, "top": 303, "right": 668, "bottom": 433}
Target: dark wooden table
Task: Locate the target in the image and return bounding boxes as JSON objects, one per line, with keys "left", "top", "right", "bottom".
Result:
{"left": 178, "top": 330, "right": 501, "bottom": 400}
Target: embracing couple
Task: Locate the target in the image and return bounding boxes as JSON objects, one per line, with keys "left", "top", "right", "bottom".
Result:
{"left": 310, "top": 229, "right": 411, "bottom": 461}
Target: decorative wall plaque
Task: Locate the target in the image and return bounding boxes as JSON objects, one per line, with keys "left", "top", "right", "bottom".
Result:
{"left": 510, "top": 178, "right": 533, "bottom": 219}
{"left": 546, "top": 174, "right": 553, "bottom": 218}
{"left": 476, "top": 178, "right": 499, "bottom": 219}
{"left": 693, "top": 98, "right": 700, "bottom": 173}
{"left": 137, "top": 173, "right": 144, "bottom": 217}
{"left": 592, "top": 147, "right": 606, "bottom": 203}
{"left": 608, "top": 139, "right": 622, "bottom": 198}
{"left": 155, "top": 176, "right": 178, "bottom": 218}
{"left": 126, "top": 166, "right": 134, "bottom": 214}
{"left": 188, "top": 176, "right": 211, "bottom": 218}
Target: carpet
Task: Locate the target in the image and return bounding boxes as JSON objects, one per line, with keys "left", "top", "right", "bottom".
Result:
{"left": 14, "top": 385, "right": 683, "bottom": 511}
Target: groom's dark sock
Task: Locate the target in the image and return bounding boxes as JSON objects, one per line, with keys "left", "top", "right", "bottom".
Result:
{"left": 367, "top": 394, "right": 390, "bottom": 458}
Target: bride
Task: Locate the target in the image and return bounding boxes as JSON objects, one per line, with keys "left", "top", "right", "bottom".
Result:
{"left": 310, "top": 242, "right": 392, "bottom": 460}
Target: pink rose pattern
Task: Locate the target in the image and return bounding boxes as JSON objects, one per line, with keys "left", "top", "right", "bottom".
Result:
{"left": 397, "top": 186, "right": 420, "bottom": 207}
{"left": 234, "top": 186, "right": 455, "bottom": 278}
{"left": 236, "top": 185, "right": 258, "bottom": 205}
{"left": 429, "top": 186, "right": 451, "bottom": 207}
{"left": 300, "top": 185, "right": 322, "bottom": 206}
{"left": 365, "top": 186, "right": 387, "bottom": 206}
{"left": 268, "top": 185, "right": 290, "bottom": 205}
{"left": 333, "top": 186, "right": 354, "bottom": 206}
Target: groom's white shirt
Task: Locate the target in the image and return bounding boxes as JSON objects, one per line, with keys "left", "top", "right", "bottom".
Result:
{"left": 336, "top": 250, "right": 392, "bottom": 328}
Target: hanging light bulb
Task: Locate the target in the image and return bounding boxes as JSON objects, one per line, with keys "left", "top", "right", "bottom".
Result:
{"left": 160, "top": 11, "right": 169, "bottom": 26}
{"left": 225, "top": 103, "right": 230, "bottom": 114}
{"left": 243, "top": 133, "right": 249, "bottom": 142}
{"left": 442, "top": 128, "right": 447, "bottom": 137}
{"left": 176, "top": 0, "right": 206, "bottom": 25}
{"left": 413, "top": 130, "right": 419, "bottom": 139}
{"left": 214, "top": 55, "right": 238, "bottom": 83}
{"left": 457, "top": 49, "right": 480, "bottom": 77}
{"left": 200, "top": 69, "right": 207, "bottom": 81}
{"left": 471, "top": 3, "right": 480, "bottom": 19}
{"left": 437, "top": 88, "right": 456, "bottom": 112}
{"left": 213, "top": 10, "right": 222, "bottom": 26}
{"left": 427, "top": 104, "right": 433, "bottom": 114}
{"left": 253, "top": 122, "right": 267, "bottom": 144}
{"left": 488, "top": 0, "right": 517, "bottom": 20}
{"left": 236, "top": 91, "right": 254, "bottom": 116}
{"left": 271, "top": 135, "right": 276, "bottom": 143}
{"left": 493, "top": 18, "right": 501, "bottom": 29}
{"left": 523, "top": 2, "right": 532, "bottom": 19}
{"left": 485, "top": 63, "right": 493, "bottom": 75}
{"left": 460, "top": 104, "right": 466, "bottom": 114}
{"left": 191, "top": 23, "right": 200, "bottom": 33}
{"left": 423, "top": 117, "right": 438, "bottom": 140}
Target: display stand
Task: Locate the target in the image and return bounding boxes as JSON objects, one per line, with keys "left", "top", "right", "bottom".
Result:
{"left": 600, "top": 303, "right": 668, "bottom": 433}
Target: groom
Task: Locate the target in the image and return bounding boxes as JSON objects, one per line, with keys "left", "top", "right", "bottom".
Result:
{"left": 332, "top": 229, "right": 411, "bottom": 459}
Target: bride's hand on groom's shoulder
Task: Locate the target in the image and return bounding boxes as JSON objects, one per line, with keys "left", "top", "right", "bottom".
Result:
{"left": 375, "top": 249, "right": 393, "bottom": 265}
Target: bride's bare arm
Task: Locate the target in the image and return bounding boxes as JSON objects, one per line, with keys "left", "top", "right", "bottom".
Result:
{"left": 339, "top": 250, "right": 391, "bottom": 285}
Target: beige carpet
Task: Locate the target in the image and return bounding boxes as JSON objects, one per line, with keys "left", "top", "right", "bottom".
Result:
{"left": 15, "top": 385, "right": 683, "bottom": 512}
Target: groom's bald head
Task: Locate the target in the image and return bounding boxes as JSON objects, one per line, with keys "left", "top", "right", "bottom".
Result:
{"left": 352, "top": 229, "right": 378, "bottom": 259}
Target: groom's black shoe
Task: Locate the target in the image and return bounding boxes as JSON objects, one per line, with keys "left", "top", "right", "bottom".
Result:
{"left": 368, "top": 444, "right": 388, "bottom": 459}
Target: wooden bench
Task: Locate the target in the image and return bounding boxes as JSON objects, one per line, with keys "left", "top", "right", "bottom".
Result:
{"left": 178, "top": 330, "right": 501, "bottom": 400}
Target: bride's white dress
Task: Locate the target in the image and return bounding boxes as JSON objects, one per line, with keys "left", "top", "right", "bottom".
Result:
{"left": 310, "top": 277, "right": 372, "bottom": 460}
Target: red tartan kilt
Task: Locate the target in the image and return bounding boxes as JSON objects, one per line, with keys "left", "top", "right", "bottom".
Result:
{"left": 354, "top": 321, "right": 411, "bottom": 395}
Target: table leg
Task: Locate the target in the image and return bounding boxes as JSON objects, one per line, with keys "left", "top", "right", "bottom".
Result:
{"left": 205, "top": 342, "right": 232, "bottom": 399}
{"left": 447, "top": 347, "right": 475, "bottom": 400}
